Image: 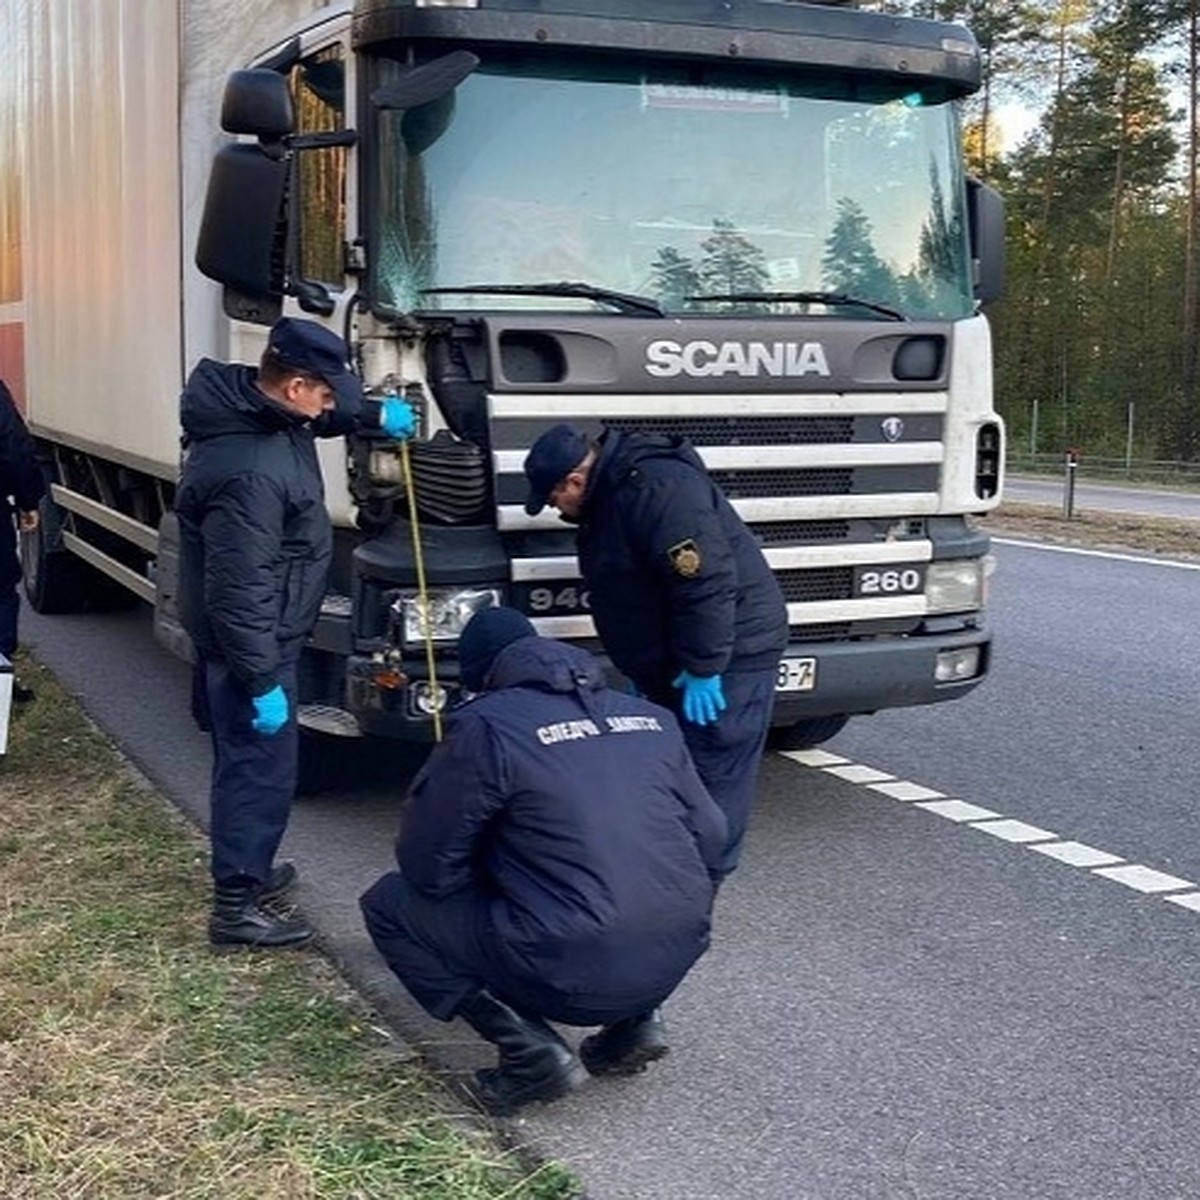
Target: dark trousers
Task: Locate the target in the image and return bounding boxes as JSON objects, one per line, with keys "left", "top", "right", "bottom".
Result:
{"left": 0, "top": 585, "right": 18, "bottom": 660}
{"left": 360, "top": 871, "right": 498, "bottom": 1021}
{"left": 668, "top": 666, "right": 777, "bottom": 877}
{"left": 198, "top": 657, "right": 298, "bottom": 889}
{"left": 360, "top": 872, "right": 668, "bottom": 1026}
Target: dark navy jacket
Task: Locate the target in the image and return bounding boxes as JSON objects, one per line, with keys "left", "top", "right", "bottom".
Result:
{"left": 398, "top": 636, "right": 726, "bottom": 1022}
{"left": 577, "top": 430, "right": 788, "bottom": 702}
{"left": 176, "top": 359, "right": 360, "bottom": 696}
{"left": 0, "top": 380, "right": 46, "bottom": 587}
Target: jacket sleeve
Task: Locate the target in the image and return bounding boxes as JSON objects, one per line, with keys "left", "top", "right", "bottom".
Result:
{"left": 623, "top": 467, "right": 738, "bottom": 677}
{"left": 0, "top": 381, "right": 46, "bottom": 512}
{"left": 398, "top": 711, "right": 507, "bottom": 897}
{"left": 310, "top": 397, "right": 383, "bottom": 440}
{"left": 199, "top": 474, "right": 287, "bottom": 695}
{"left": 672, "top": 737, "right": 728, "bottom": 875}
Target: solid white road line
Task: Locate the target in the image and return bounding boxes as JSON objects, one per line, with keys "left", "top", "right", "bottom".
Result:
{"left": 992, "top": 537, "right": 1200, "bottom": 571}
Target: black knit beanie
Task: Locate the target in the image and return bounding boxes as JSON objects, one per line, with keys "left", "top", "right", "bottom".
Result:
{"left": 458, "top": 606, "right": 537, "bottom": 692}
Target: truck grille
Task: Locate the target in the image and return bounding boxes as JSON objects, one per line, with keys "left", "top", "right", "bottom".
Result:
{"left": 755, "top": 520, "right": 851, "bottom": 544}
{"left": 710, "top": 467, "right": 852, "bottom": 498}
{"left": 487, "top": 390, "right": 947, "bottom": 645}
{"left": 616, "top": 415, "right": 854, "bottom": 446}
{"left": 777, "top": 567, "right": 853, "bottom": 604}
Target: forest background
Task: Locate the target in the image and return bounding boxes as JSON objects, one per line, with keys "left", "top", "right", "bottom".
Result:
{"left": 889, "top": 0, "right": 1200, "bottom": 470}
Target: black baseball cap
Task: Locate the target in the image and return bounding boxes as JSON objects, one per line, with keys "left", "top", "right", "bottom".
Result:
{"left": 523, "top": 424, "right": 591, "bottom": 516}
{"left": 265, "top": 317, "right": 364, "bottom": 409}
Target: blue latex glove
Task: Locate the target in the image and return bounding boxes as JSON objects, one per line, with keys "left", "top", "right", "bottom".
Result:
{"left": 379, "top": 397, "right": 416, "bottom": 440}
{"left": 251, "top": 684, "right": 288, "bottom": 736}
{"left": 672, "top": 671, "right": 727, "bottom": 726}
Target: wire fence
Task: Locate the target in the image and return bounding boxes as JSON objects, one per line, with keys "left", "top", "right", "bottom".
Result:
{"left": 1005, "top": 451, "right": 1200, "bottom": 490}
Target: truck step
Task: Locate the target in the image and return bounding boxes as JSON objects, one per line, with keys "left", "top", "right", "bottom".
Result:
{"left": 297, "top": 705, "right": 362, "bottom": 738}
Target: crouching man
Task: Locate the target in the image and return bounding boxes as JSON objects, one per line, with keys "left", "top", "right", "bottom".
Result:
{"left": 360, "top": 606, "right": 726, "bottom": 1116}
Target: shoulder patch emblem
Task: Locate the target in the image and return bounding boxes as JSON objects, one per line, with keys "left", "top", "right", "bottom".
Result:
{"left": 667, "top": 538, "right": 702, "bottom": 578}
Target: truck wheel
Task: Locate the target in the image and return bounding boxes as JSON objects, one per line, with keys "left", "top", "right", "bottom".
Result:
{"left": 21, "top": 487, "right": 136, "bottom": 614}
{"left": 768, "top": 714, "right": 850, "bottom": 751}
{"left": 21, "top": 488, "right": 91, "bottom": 614}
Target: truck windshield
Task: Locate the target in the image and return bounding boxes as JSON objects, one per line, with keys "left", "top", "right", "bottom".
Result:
{"left": 368, "top": 53, "right": 974, "bottom": 320}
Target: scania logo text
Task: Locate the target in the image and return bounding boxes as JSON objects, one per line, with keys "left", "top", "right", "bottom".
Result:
{"left": 645, "top": 339, "right": 831, "bottom": 379}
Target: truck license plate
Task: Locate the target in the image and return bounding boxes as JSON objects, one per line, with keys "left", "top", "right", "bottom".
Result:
{"left": 776, "top": 657, "right": 817, "bottom": 692}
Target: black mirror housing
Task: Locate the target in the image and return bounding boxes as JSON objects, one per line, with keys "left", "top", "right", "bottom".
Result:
{"left": 372, "top": 50, "right": 480, "bottom": 111}
{"left": 966, "top": 178, "right": 1005, "bottom": 305}
{"left": 221, "top": 68, "right": 295, "bottom": 138}
{"left": 196, "top": 144, "right": 287, "bottom": 299}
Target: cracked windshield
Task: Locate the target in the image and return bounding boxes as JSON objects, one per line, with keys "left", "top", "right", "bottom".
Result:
{"left": 371, "top": 55, "right": 973, "bottom": 320}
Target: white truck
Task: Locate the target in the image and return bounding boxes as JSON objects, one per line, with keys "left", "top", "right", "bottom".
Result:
{"left": 1, "top": 0, "right": 1005, "bottom": 780}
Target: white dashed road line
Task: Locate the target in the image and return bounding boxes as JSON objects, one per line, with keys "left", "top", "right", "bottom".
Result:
{"left": 778, "top": 747, "right": 1200, "bottom": 915}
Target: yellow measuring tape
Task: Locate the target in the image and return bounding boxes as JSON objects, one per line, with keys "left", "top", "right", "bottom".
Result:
{"left": 399, "top": 438, "right": 443, "bottom": 742}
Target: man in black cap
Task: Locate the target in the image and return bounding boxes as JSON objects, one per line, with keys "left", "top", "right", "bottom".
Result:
{"left": 523, "top": 423, "right": 787, "bottom": 879}
{"left": 359, "top": 605, "right": 726, "bottom": 1116}
{"left": 177, "top": 317, "right": 416, "bottom": 948}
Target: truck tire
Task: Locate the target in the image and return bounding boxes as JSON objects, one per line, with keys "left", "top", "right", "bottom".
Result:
{"left": 21, "top": 487, "right": 92, "bottom": 614}
{"left": 21, "top": 486, "right": 136, "bottom": 614}
{"left": 768, "top": 714, "right": 850, "bottom": 751}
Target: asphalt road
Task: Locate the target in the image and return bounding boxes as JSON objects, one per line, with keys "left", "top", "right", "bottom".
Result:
{"left": 21, "top": 533, "right": 1200, "bottom": 1199}
{"left": 1005, "top": 471, "right": 1200, "bottom": 519}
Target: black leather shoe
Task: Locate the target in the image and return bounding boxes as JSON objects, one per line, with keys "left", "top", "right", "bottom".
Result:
{"left": 209, "top": 885, "right": 312, "bottom": 948}
{"left": 258, "top": 861, "right": 298, "bottom": 903}
{"left": 457, "top": 990, "right": 588, "bottom": 1115}
{"left": 579, "top": 1009, "right": 669, "bottom": 1076}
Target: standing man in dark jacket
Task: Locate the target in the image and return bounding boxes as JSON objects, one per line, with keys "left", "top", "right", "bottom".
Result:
{"left": 0, "top": 378, "right": 46, "bottom": 702}
{"left": 177, "top": 317, "right": 414, "bottom": 948}
{"left": 523, "top": 425, "right": 787, "bottom": 879}
{"left": 360, "top": 606, "right": 726, "bottom": 1116}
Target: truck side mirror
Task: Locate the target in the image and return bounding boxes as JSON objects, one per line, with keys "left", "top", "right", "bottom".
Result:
{"left": 371, "top": 50, "right": 480, "bottom": 111}
{"left": 196, "top": 144, "right": 287, "bottom": 301}
{"left": 221, "top": 68, "right": 295, "bottom": 139}
{"left": 966, "top": 178, "right": 1004, "bottom": 305}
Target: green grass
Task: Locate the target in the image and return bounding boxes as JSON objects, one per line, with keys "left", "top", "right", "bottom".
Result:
{"left": 0, "top": 656, "right": 581, "bottom": 1200}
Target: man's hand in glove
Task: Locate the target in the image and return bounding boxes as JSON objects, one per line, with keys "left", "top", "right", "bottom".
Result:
{"left": 672, "top": 671, "right": 727, "bottom": 726}
{"left": 251, "top": 684, "right": 288, "bottom": 736}
{"left": 380, "top": 397, "right": 417, "bottom": 440}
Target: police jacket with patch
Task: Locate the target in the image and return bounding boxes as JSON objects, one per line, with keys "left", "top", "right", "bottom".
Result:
{"left": 0, "top": 380, "right": 46, "bottom": 587}
{"left": 577, "top": 430, "right": 787, "bottom": 701}
{"left": 397, "top": 637, "right": 727, "bottom": 1023}
{"left": 176, "top": 359, "right": 360, "bottom": 696}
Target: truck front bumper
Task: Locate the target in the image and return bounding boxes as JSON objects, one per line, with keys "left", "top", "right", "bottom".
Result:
{"left": 771, "top": 627, "right": 991, "bottom": 725}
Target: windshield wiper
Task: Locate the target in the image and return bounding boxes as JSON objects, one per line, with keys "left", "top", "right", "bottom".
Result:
{"left": 421, "top": 281, "right": 666, "bottom": 317}
{"left": 685, "top": 290, "right": 907, "bottom": 321}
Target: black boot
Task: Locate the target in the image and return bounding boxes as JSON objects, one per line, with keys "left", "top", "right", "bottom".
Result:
{"left": 457, "top": 990, "right": 588, "bottom": 1116}
{"left": 579, "top": 1008, "right": 669, "bottom": 1076}
{"left": 257, "top": 861, "right": 298, "bottom": 904}
{"left": 209, "top": 884, "right": 313, "bottom": 948}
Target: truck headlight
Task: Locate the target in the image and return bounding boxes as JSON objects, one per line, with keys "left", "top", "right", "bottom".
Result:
{"left": 396, "top": 588, "right": 501, "bottom": 645}
{"left": 925, "top": 558, "right": 990, "bottom": 613}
